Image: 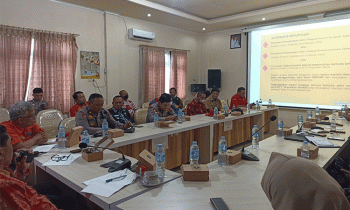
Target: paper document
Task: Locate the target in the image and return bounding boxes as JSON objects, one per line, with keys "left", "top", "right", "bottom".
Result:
{"left": 42, "top": 153, "right": 81, "bottom": 166}
{"left": 310, "top": 129, "right": 323, "bottom": 133}
{"left": 325, "top": 126, "right": 343, "bottom": 130}
{"left": 33, "top": 144, "right": 56, "bottom": 153}
{"left": 305, "top": 136, "right": 336, "bottom": 147}
{"left": 82, "top": 169, "right": 136, "bottom": 197}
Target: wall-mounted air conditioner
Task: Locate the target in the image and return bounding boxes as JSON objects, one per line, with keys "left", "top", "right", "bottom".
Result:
{"left": 128, "top": 28, "right": 155, "bottom": 42}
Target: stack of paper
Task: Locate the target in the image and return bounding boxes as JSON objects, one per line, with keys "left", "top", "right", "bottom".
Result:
{"left": 82, "top": 169, "right": 136, "bottom": 197}
{"left": 305, "top": 136, "right": 337, "bottom": 147}
{"left": 33, "top": 144, "right": 56, "bottom": 153}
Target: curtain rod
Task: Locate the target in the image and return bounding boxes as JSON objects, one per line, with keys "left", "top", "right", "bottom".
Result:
{"left": 1, "top": 25, "right": 79, "bottom": 37}
{"left": 139, "top": 44, "right": 190, "bottom": 52}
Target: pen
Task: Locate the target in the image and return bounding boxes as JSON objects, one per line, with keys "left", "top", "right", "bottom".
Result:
{"left": 105, "top": 175, "right": 127, "bottom": 183}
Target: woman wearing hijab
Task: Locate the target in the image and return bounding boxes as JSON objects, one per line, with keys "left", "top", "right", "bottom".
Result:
{"left": 261, "top": 152, "right": 350, "bottom": 210}
{"left": 186, "top": 91, "right": 208, "bottom": 116}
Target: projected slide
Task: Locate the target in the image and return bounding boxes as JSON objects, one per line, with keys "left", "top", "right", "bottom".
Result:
{"left": 250, "top": 18, "right": 350, "bottom": 109}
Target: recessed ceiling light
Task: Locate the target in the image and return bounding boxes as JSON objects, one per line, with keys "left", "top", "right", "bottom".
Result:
{"left": 262, "top": 18, "right": 266, "bottom": 21}
{"left": 202, "top": 28, "right": 206, "bottom": 31}
{"left": 147, "top": 14, "right": 151, "bottom": 17}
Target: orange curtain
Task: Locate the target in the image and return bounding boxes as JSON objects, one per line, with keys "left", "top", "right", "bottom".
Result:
{"left": 28, "top": 32, "right": 78, "bottom": 114}
{"left": 142, "top": 47, "right": 165, "bottom": 103}
{"left": 170, "top": 50, "right": 187, "bottom": 99}
{"left": 0, "top": 26, "right": 32, "bottom": 109}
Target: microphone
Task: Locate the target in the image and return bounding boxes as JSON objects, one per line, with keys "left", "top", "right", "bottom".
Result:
{"left": 241, "top": 115, "right": 277, "bottom": 161}
{"left": 79, "top": 143, "right": 131, "bottom": 172}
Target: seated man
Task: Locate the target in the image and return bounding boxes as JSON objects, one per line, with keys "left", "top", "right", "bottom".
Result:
{"left": 119, "top": 90, "right": 138, "bottom": 117}
{"left": 171, "top": 96, "right": 182, "bottom": 116}
{"left": 230, "top": 87, "right": 248, "bottom": 109}
{"left": 108, "top": 95, "right": 135, "bottom": 124}
{"left": 169, "top": 87, "right": 183, "bottom": 108}
{"left": 75, "top": 93, "right": 132, "bottom": 135}
{"left": 146, "top": 93, "right": 177, "bottom": 123}
{"left": 28, "top": 88, "right": 49, "bottom": 116}
{"left": 205, "top": 88, "right": 222, "bottom": 111}
{"left": 0, "top": 125, "right": 71, "bottom": 210}
{"left": 187, "top": 91, "right": 208, "bottom": 116}
{"left": 1, "top": 101, "right": 48, "bottom": 151}
{"left": 69, "top": 91, "right": 88, "bottom": 117}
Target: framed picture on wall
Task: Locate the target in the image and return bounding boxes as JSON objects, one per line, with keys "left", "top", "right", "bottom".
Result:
{"left": 230, "top": 34, "right": 241, "bottom": 49}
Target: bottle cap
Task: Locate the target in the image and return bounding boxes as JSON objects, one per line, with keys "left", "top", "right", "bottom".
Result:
{"left": 254, "top": 125, "right": 258, "bottom": 128}
{"left": 220, "top": 136, "right": 225, "bottom": 140}
{"left": 158, "top": 144, "right": 163, "bottom": 148}
{"left": 303, "top": 140, "right": 308, "bottom": 144}
{"left": 192, "top": 141, "right": 197, "bottom": 145}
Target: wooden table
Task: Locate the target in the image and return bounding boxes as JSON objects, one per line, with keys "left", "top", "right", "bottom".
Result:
{"left": 105, "top": 108, "right": 278, "bottom": 169}
{"left": 34, "top": 139, "right": 182, "bottom": 210}
{"left": 116, "top": 117, "right": 350, "bottom": 210}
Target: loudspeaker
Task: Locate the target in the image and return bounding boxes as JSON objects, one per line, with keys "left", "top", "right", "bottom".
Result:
{"left": 208, "top": 69, "right": 221, "bottom": 88}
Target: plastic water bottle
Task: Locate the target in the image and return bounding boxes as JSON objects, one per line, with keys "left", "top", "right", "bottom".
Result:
{"left": 332, "top": 109, "right": 337, "bottom": 120}
{"left": 268, "top": 99, "right": 272, "bottom": 105}
{"left": 330, "top": 118, "right": 336, "bottom": 131}
{"left": 213, "top": 107, "right": 218, "bottom": 120}
{"left": 341, "top": 105, "right": 346, "bottom": 117}
{"left": 218, "top": 136, "right": 227, "bottom": 166}
{"left": 247, "top": 104, "right": 250, "bottom": 114}
{"left": 297, "top": 114, "right": 303, "bottom": 130}
{"left": 256, "top": 100, "right": 260, "bottom": 110}
{"left": 277, "top": 118, "right": 284, "bottom": 137}
{"left": 315, "top": 106, "right": 320, "bottom": 120}
{"left": 154, "top": 112, "right": 159, "bottom": 126}
{"left": 177, "top": 111, "right": 183, "bottom": 124}
{"left": 81, "top": 130, "right": 90, "bottom": 146}
{"left": 190, "top": 141, "right": 199, "bottom": 165}
{"left": 102, "top": 119, "right": 109, "bottom": 137}
{"left": 252, "top": 125, "right": 259, "bottom": 149}
{"left": 259, "top": 99, "right": 262, "bottom": 104}
{"left": 301, "top": 141, "right": 310, "bottom": 159}
{"left": 307, "top": 109, "right": 312, "bottom": 120}
{"left": 224, "top": 106, "right": 228, "bottom": 115}
{"left": 155, "top": 144, "right": 165, "bottom": 178}
{"left": 57, "top": 125, "right": 66, "bottom": 149}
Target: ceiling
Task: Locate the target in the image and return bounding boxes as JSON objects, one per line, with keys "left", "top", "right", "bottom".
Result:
{"left": 58, "top": 0, "right": 350, "bottom": 32}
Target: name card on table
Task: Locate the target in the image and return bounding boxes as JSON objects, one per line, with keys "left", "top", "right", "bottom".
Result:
{"left": 224, "top": 121, "right": 233, "bottom": 132}
{"left": 152, "top": 136, "right": 169, "bottom": 152}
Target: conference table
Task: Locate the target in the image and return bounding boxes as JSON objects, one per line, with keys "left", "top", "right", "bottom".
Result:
{"left": 116, "top": 117, "right": 350, "bottom": 210}
{"left": 33, "top": 107, "right": 278, "bottom": 210}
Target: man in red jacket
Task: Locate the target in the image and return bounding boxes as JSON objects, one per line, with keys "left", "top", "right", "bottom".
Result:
{"left": 229, "top": 87, "right": 248, "bottom": 109}
{"left": 69, "top": 91, "right": 88, "bottom": 117}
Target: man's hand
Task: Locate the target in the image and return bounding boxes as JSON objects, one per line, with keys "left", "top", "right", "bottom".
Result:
{"left": 341, "top": 169, "right": 350, "bottom": 178}
{"left": 34, "top": 131, "right": 48, "bottom": 145}
{"left": 165, "top": 116, "right": 177, "bottom": 121}
{"left": 14, "top": 149, "right": 33, "bottom": 179}
{"left": 123, "top": 121, "right": 133, "bottom": 129}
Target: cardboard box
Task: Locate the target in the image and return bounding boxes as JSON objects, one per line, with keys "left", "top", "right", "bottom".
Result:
{"left": 297, "top": 145, "right": 319, "bottom": 159}
{"left": 185, "top": 116, "right": 191, "bottom": 121}
{"left": 137, "top": 149, "right": 156, "bottom": 171}
{"left": 65, "top": 126, "right": 83, "bottom": 148}
{"left": 218, "top": 114, "right": 225, "bottom": 120}
{"left": 267, "top": 104, "right": 276, "bottom": 108}
{"left": 157, "top": 121, "right": 175, "bottom": 127}
{"left": 181, "top": 164, "right": 209, "bottom": 182}
{"left": 240, "top": 107, "right": 247, "bottom": 111}
{"left": 82, "top": 149, "right": 103, "bottom": 162}
{"left": 108, "top": 129, "right": 124, "bottom": 138}
{"left": 231, "top": 111, "right": 241, "bottom": 116}
{"left": 306, "top": 118, "right": 317, "bottom": 122}
{"left": 283, "top": 128, "right": 293, "bottom": 136}
{"left": 82, "top": 137, "right": 114, "bottom": 162}
{"left": 226, "top": 150, "right": 242, "bottom": 165}
{"left": 303, "top": 121, "right": 316, "bottom": 128}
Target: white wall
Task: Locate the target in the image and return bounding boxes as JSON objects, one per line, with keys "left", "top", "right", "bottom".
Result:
{"left": 1, "top": 0, "right": 203, "bottom": 107}
{"left": 202, "top": 30, "right": 247, "bottom": 103}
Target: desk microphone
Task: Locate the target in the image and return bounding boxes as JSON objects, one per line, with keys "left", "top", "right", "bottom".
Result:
{"left": 79, "top": 143, "right": 131, "bottom": 172}
{"left": 241, "top": 115, "right": 277, "bottom": 161}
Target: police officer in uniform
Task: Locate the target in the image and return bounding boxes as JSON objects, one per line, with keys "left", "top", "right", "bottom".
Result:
{"left": 75, "top": 93, "right": 133, "bottom": 135}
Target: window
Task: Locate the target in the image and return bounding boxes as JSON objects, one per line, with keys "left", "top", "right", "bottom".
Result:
{"left": 24, "top": 36, "right": 35, "bottom": 101}
{"left": 164, "top": 50, "right": 171, "bottom": 93}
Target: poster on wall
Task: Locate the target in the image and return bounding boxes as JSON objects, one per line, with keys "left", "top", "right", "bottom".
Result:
{"left": 80, "top": 51, "right": 100, "bottom": 79}
{"left": 230, "top": 34, "right": 241, "bottom": 49}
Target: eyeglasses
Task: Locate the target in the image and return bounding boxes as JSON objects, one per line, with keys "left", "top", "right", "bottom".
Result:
{"left": 51, "top": 154, "right": 71, "bottom": 162}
